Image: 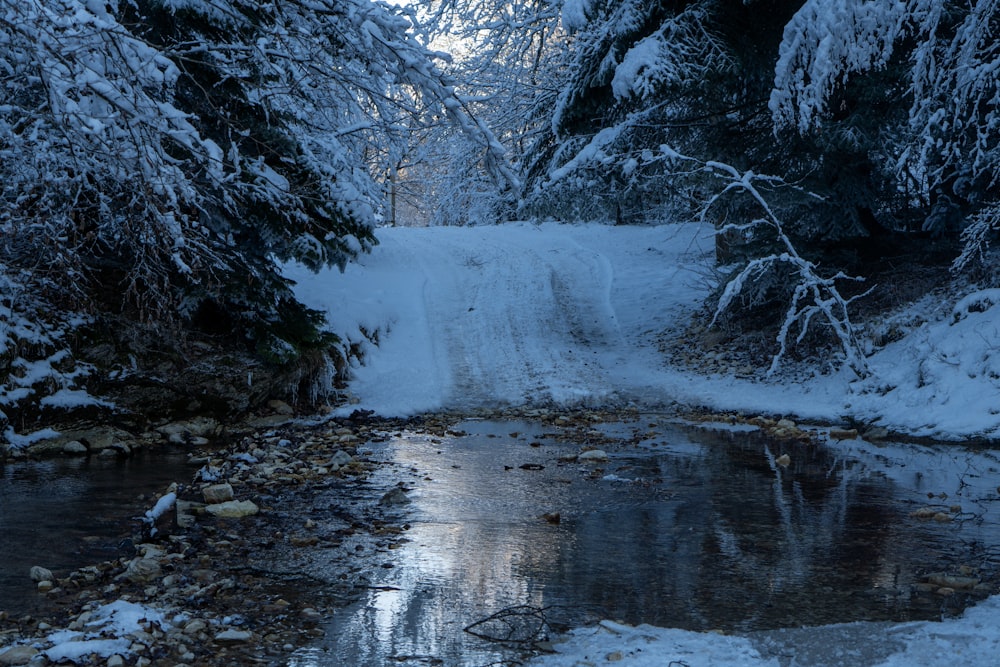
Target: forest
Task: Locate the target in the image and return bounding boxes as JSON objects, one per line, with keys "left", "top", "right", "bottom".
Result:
{"left": 1, "top": 0, "right": 999, "bottom": 441}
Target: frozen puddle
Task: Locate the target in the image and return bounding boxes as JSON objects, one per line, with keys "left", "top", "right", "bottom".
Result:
{"left": 289, "top": 419, "right": 1000, "bottom": 666}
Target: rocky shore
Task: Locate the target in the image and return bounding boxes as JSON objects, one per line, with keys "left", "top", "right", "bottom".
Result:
{"left": 0, "top": 408, "right": 421, "bottom": 667}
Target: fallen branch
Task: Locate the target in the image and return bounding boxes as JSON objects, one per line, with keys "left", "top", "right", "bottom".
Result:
{"left": 464, "top": 605, "right": 550, "bottom": 645}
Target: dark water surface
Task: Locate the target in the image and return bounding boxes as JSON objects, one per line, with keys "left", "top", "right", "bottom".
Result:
{"left": 289, "top": 418, "right": 1000, "bottom": 667}
{"left": 0, "top": 449, "right": 197, "bottom": 615}
{"left": 3, "top": 420, "right": 999, "bottom": 666}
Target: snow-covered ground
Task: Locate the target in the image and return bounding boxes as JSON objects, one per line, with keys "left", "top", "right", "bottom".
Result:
{"left": 286, "top": 221, "right": 1000, "bottom": 440}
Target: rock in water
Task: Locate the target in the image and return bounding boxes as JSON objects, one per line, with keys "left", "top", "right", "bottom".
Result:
{"left": 29, "top": 566, "right": 53, "bottom": 582}
{"left": 379, "top": 487, "right": 411, "bottom": 506}
{"left": 62, "top": 441, "right": 88, "bottom": 455}
{"left": 578, "top": 449, "right": 609, "bottom": 462}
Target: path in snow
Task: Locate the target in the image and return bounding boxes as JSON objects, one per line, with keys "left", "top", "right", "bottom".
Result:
{"left": 287, "top": 221, "right": 1000, "bottom": 440}
{"left": 286, "top": 222, "right": 716, "bottom": 415}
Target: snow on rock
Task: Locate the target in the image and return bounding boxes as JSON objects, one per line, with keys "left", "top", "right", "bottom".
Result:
{"left": 43, "top": 601, "right": 166, "bottom": 664}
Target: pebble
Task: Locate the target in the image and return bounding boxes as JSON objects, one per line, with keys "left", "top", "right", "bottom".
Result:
{"left": 578, "top": 449, "right": 609, "bottom": 462}
{"left": 106, "top": 654, "right": 125, "bottom": 667}
{"left": 214, "top": 629, "right": 253, "bottom": 644}
{"left": 183, "top": 620, "right": 208, "bottom": 635}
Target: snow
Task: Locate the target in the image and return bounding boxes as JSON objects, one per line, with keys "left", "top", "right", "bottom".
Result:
{"left": 43, "top": 601, "right": 165, "bottom": 664}
{"left": 527, "top": 598, "right": 1000, "bottom": 667}
{"left": 286, "top": 221, "right": 1000, "bottom": 439}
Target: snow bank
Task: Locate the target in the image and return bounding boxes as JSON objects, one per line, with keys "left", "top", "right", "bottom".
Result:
{"left": 287, "top": 222, "right": 1000, "bottom": 439}
{"left": 527, "top": 596, "right": 1000, "bottom": 667}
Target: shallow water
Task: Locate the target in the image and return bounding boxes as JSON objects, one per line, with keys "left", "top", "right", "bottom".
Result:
{"left": 290, "top": 418, "right": 1000, "bottom": 667}
{"left": 0, "top": 449, "right": 197, "bottom": 615}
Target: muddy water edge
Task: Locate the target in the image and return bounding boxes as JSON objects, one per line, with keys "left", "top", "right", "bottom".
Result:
{"left": 1, "top": 411, "right": 999, "bottom": 667}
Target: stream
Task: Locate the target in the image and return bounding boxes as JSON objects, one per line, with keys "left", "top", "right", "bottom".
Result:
{"left": 2, "top": 418, "right": 1000, "bottom": 666}
{"left": 289, "top": 418, "right": 1000, "bottom": 666}
{"left": 0, "top": 449, "right": 198, "bottom": 615}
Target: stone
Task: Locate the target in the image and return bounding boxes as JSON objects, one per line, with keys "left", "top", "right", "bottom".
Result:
{"left": 204, "top": 500, "right": 259, "bottom": 518}
{"left": 168, "top": 433, "right": 209, "bottom": 446}
{"left": 36, "top": 580, "right": 53, "bottom": 592}
{"left": 63, "top": 440, "right": 88, "bottom": 455}
{"left": 578, "top": 449, "right": 609, "bottom": 462}
{"left": 775, "top": 454, "right": 791, "bottom": 467}
{"left": 0, "top": 645, "right": 39, "bottom": 666}
{"left": 202, "top": 483, "right": 235, "bottom": 504}
{"left": 379, "top": 487, "right": 411, "bottom": 506}
{"left": 863, "top": 426, "right": 890, "bottom": 441}
{"left": 776, "top": 419, "right": 796, "bottom": 429}
{"left": 107, "top": 655, "right": 125, "bottom": 667}
{"left": 327, "top": 450, "right": 354, "bottom": 471}
{"left": 183, "top": 620, "right": 208, "bottom": 635}
{"left": 29, "top": 566, "right": 53, "bottom": 582}
{"left": 175, "top": 500, "right": 201, "bottom": 529}
{"left": 214, "top": 629, "right": 253, "bottom": 644}
{"left": 125, "top": 557, "right": 162, "bottom": 584}
{"left": 926, "top": 574, "right": 979, "bottom": 590}
{"left": 828, "top": 428, "right": 859, "bottom": 441}
{"left": 156, "top": 418, "right": 220, "bottom": 440}
{"left": 267, "top": 399, "right": 294, "bottom": 415}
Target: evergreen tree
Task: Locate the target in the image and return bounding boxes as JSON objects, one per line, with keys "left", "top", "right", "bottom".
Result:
{"left": 0, "top": 0, "right": 514, "bottom": 427}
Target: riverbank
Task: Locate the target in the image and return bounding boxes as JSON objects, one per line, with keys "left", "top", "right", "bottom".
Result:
{"left": 0, "top": 410, "right": 433, "bottom": 666}
{"left": 4, "top": 404, "right": 999, "bottom": 666}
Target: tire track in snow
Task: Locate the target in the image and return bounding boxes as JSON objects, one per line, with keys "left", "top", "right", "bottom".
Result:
{"left": 409, "top": 229, "right": 623, "bottom": 408}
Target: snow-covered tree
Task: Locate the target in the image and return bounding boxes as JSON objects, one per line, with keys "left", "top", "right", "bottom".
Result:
{"left": 0, "top": 0, "right": 517, "bottom": 434}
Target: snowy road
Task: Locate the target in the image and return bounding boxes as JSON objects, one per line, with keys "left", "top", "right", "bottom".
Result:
{"left": 287, "top": 221, "right": 1000, "bottom": 441}
{"left": 287, "top": 222, "right": 717, "bottom": 415}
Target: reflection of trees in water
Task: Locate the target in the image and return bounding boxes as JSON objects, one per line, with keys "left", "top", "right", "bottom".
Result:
{"left": 691, "top": 430, "right": 904, "bottom": 630}
{"left": 545, "top": 429, "right": 923, "bottom": 631}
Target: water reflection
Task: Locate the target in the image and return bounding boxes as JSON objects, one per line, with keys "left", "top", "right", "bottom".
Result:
{"left": 292, "top": 420, "right": 1000, "bottom": 666}
{"left": 0, "top": 450, "right": 197, "bottom": 614}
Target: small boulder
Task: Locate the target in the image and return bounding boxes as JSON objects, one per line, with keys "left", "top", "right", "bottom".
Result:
{"left": 267, "top": 399, "right": 294, "bottom": 415}
{"left": 62, "top": 441, "right": 88, "bottom": 455}
{"left": 204, "top": 500, "right": 259, "bottom": 518}
{"left": 214, "top": 629, "right": 253, "bottom": 644}
{"left": 202, "top": 483, "right": 235, "bottom": 504}
{"left": 125, "top": 557, "right": 162, "bottom": 584}
{"left": 0, "top": 645, "right": 39, "bottom": 666}
{"left": 29, "top": 566, "right": 53, "bottom": 582}
{"left": 379, "top": 487, "right": 411, "bottom": 506}
{"left": 327, "top": 450, "right": 354, "bottom": 471}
